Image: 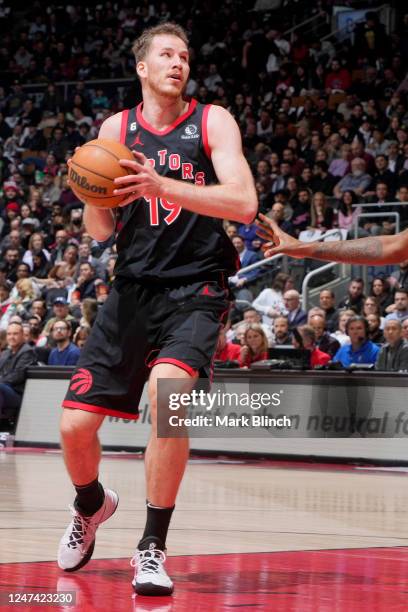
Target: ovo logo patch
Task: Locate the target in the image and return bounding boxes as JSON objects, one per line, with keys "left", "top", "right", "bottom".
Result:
{"left": 70, "top": 368, "right": 93, "bottom": 395}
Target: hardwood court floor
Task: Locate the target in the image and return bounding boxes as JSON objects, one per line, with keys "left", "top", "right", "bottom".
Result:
{"left": 1, "top": 449, "right": 408, "bottom": 611}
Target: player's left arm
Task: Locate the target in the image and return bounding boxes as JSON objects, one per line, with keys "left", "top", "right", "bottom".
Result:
{"left": 113, "top": 105, "right": 258, "bottom": 224}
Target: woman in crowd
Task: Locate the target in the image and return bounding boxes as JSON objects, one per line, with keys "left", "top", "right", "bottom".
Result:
{"left": 366, "top": 313, "right": 385, "bottom": 344}
{"left": 73, "top": 325, "right": 90, "bottom": 348}
{"left": 79, "top": 297, "right": 98, "bottom": 329}
{"left": 8, "top": 278, "right": 39, "bottom": 320}
{"left": 309, "top": 192, "right": 335, "bottom": 231}
{"left": 369, "top": 276, "right": 394, "bottom": 315}
{"left": 252, "top": 272, "right": 292, "bottom": 325}
{"left": 330, "top": 309, "right": 354, "bottom": 346}
{"left": 239, "top": 324, "right": 269, "bottom": 368}
{"left": 362, "top": 296, "right": 385, "bottom": 329}
{"left": 22, "top": 232, "right": 51, "bottom": 270}
{"left": 336, "top": 190, "right": 364, "bottom": 237}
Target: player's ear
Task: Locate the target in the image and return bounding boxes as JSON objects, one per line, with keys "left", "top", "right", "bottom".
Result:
{"left": 136, "top": 61, "right": 147, "bottom": 79}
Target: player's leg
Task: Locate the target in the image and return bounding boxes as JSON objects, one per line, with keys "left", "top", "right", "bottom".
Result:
{"left": 58, "top": 408, "right": 119, "bottom": 572}
{"left": 132, "top": 362, "right": 196, "bottom": 595}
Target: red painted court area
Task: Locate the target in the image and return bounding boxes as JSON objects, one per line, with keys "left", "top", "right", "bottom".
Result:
{"left": 1, "top": 547, "right": 408, "bottom": 612}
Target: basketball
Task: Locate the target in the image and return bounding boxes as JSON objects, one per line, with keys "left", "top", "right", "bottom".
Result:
{"left": 69, "top": 139, "right": 135, "bottom": 208}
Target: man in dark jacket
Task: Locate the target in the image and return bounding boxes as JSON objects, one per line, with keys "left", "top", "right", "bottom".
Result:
{"left": 309, "top": 313, "right": 341, "bottom": 358}
{"left": 376, "top": 320, "right": 408, "bottom": 371}
{"left": 0, "top": 322, "right": 37, "bottom": 420}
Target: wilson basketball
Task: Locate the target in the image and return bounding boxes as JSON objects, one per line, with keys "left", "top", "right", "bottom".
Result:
{"left": 69, "top": 139, "right": 135, "bottom": 208}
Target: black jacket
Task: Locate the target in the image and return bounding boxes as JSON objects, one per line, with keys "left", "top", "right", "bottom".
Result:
{"left": 0, "top": 343, "right": 37, "bottom": 394}
{"left": 375, "top": 340, "right": 408, "bottom": 372}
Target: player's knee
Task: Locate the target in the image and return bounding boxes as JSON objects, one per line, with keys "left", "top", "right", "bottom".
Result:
{"left": 60, "top": 409, "right": 101, "bottom": 445}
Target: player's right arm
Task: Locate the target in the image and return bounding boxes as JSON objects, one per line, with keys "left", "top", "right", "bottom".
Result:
{"left": 256, "top": 213, "right": 408, "bottom": 264}
{"left": 80, "top": 113, "right": 123, "bottom": 242}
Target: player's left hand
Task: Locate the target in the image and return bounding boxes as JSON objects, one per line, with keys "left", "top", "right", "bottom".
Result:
{"left": 113, "top": 151, "right": 164, "bottom": 206}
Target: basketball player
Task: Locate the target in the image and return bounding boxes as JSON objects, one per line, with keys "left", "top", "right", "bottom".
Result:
{"left": 256, "top": 212, "right": 408, "bottom": 264}
{"left": 58, "top": 23, "right": 257, "bottom": 596}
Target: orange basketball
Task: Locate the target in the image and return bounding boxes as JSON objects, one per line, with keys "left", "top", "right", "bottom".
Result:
{"left": 69, "top": 139, "right": 135, "bottom": 208}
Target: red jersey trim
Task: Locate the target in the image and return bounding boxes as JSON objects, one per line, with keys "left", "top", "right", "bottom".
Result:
{"left": 62, "top": 400, "right": 139, "bottom": 420}
{"left": 202, "top": 104, "right": 211, "bottom": 159}
{"left": 149, "top": 357, "right": 197, "bottom": 378}
{"left": 120, "top": 109, "right": 129, "bottom": 144}
{"left": 136, "top": 98, "right": 198, "bottom": 136}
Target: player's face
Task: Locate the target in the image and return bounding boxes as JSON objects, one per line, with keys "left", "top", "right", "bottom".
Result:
{"left": 140, "top": 35, "right": 190, "bottom": 98}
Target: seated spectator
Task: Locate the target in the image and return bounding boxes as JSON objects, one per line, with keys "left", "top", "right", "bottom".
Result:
{"left": 0, "top": 283, "right": 12, "bottom": 329}
{"left": 338, "top": 278, "right": 365, "bottom": 314}
{"left": 283, "top": 289, "right": 307, "bottom": 330}
{"left": 273, "top": 316, "right": 292, "bottom": 346}
{"left": 328, "top": 144, "right": 351, "bottom": 178}
{"left": 366, "top": 154, "right": 396, "bottom": 195}
{"left": 336, "top": 190, "right": 364, "bottom": 236}
{"left": 74, "top": 262, "right": 97, "bottom": 300}
{"left": 385, "top": 289, "right": 408, "bottom": 322}
{"left": 47, "top": 321, "right": 80, "bottom": 366}
{"left": 333, "top": 316, "right": 380, "bottom": 366}
{"left": 252, "top": 272, "right": 289, "bottom": 325}
{"left": 7, "top": 278, "right": 39, "bottom": 321}
{"left": 238, "top": 221, "right": 265, "bottom": 253}
{"left": 308, "top": 313, "right": 340, "bottom": 358}
{"left": 376, "top": 320, "right": 408, "bottom": 371}
{"left": 402, "top": 319, "right": 408, "bottom": 343}
{"left": 265, "top": 202, "right": 295, "bottom": 236}
{"left": 225, "top": 224, "right": 238, "bottom": 239}
{"left": 366, "top": 313, "right": 385, "bottom": 344}
{"left": 0, "top": 322, "right": 37, "bottom": 425}
{"left": 229, "top": 236, "right": 261, "bottom": 300}
{"left": 311, "top": 160, "right": 338, "bottom": 197}
{"left": 388, "top": 260, "right": 408, "bottom": 292}
{"left": 291, "top": 188, "right": 311, "bottom": 235}
{"left": 319, "top": 289, "right": 339, "bottom": 332}
{"left": 73, "top": 325, "right": 90, "bottom": 349}
{"left": 42, "top": 296, "right": 77, "bottom": 336}
{"left": 325, "top": 58, "right": 351, "bottom": 92}
{"left": 309, "top": 191, "right": 335, "bottom": 231}
{"left": 239, "top": 324, "right": 268, "bottom": 368}
{"left": 370, "top": 276, "right": 394, "bottom": 315}
{"left": 22, "top": 231, "right": 51, "bottom": 271}
{"left": 333, "top": 158, "right": 372, "bottom": 199}
{"left": 214, "top": 325, "right": 241, "bottom": 363}
{"left": 293, "top": 324, "right": 331, "bottom": 368}
{"left": 79, "top": 297, "right": 98, "bottom": 330}
{"left": 362, "top": 296, "right": 385, "bottom": 329}
{"left": 330, "top": 309, "right": 353, "bottom": 346}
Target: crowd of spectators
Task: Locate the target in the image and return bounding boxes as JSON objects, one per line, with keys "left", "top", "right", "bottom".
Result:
{"left": 1, "top": 2, "right": 408, "bottom": 426}
{"left": 217, "top": 277, "right": 408, "bottom": 372}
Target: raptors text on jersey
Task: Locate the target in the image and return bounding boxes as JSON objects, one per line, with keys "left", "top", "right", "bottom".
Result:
{"left": 115, "top": 98, "right": 239, "bottom": 283}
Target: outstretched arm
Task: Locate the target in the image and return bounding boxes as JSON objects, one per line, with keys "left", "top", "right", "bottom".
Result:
{"left": 113, "top": 105, "right": 258, "bottom": 224}
{"left": 256, "top": 213, "right": 408, "bottom": 264}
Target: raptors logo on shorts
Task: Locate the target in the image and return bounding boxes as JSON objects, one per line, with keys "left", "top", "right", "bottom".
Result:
{"left": 69, "top": 368, "right": 93, "bottom": 395}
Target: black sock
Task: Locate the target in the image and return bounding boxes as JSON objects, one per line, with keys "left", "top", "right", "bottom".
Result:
{"left": 74, "top": 478, "right": 105, "bottom": 516}
{"left": 138, "top": 501, "right": 175, "bottom": 550}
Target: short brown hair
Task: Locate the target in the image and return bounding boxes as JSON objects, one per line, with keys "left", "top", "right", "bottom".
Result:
{"left": 132, "top": 23, "right": 189, "bottom": 63}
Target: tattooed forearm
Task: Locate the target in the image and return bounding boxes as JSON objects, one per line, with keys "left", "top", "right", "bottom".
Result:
{"left": 312, "top": 237, "right": 384, "bottom": 264}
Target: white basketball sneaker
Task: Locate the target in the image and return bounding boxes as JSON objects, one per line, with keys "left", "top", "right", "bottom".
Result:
{"left": 131, "top": 539, "right": 174, "bottom": 596}
{"left": 58, "top": 488, "right": 119, "bottom": 572}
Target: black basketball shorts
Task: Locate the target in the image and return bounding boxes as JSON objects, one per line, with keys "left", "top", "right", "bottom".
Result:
{"left": 62, "top": 277, "right": 230, "bottom": 419}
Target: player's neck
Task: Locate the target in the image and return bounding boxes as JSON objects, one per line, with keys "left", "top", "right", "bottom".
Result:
{"left": 140, "top": 92, "right": 188, "bottom": 131}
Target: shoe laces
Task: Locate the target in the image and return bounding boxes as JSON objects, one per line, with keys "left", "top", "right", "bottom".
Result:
{"left": 130, "top": 548, "right": 167, "bottom": 575}
{"left": 67, "top": 505, "right": 97, "bottom": 550}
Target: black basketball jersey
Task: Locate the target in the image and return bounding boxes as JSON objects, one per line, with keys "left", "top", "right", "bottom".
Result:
{"left": 115, "top": 98, "right": 239, "bottom": 283}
